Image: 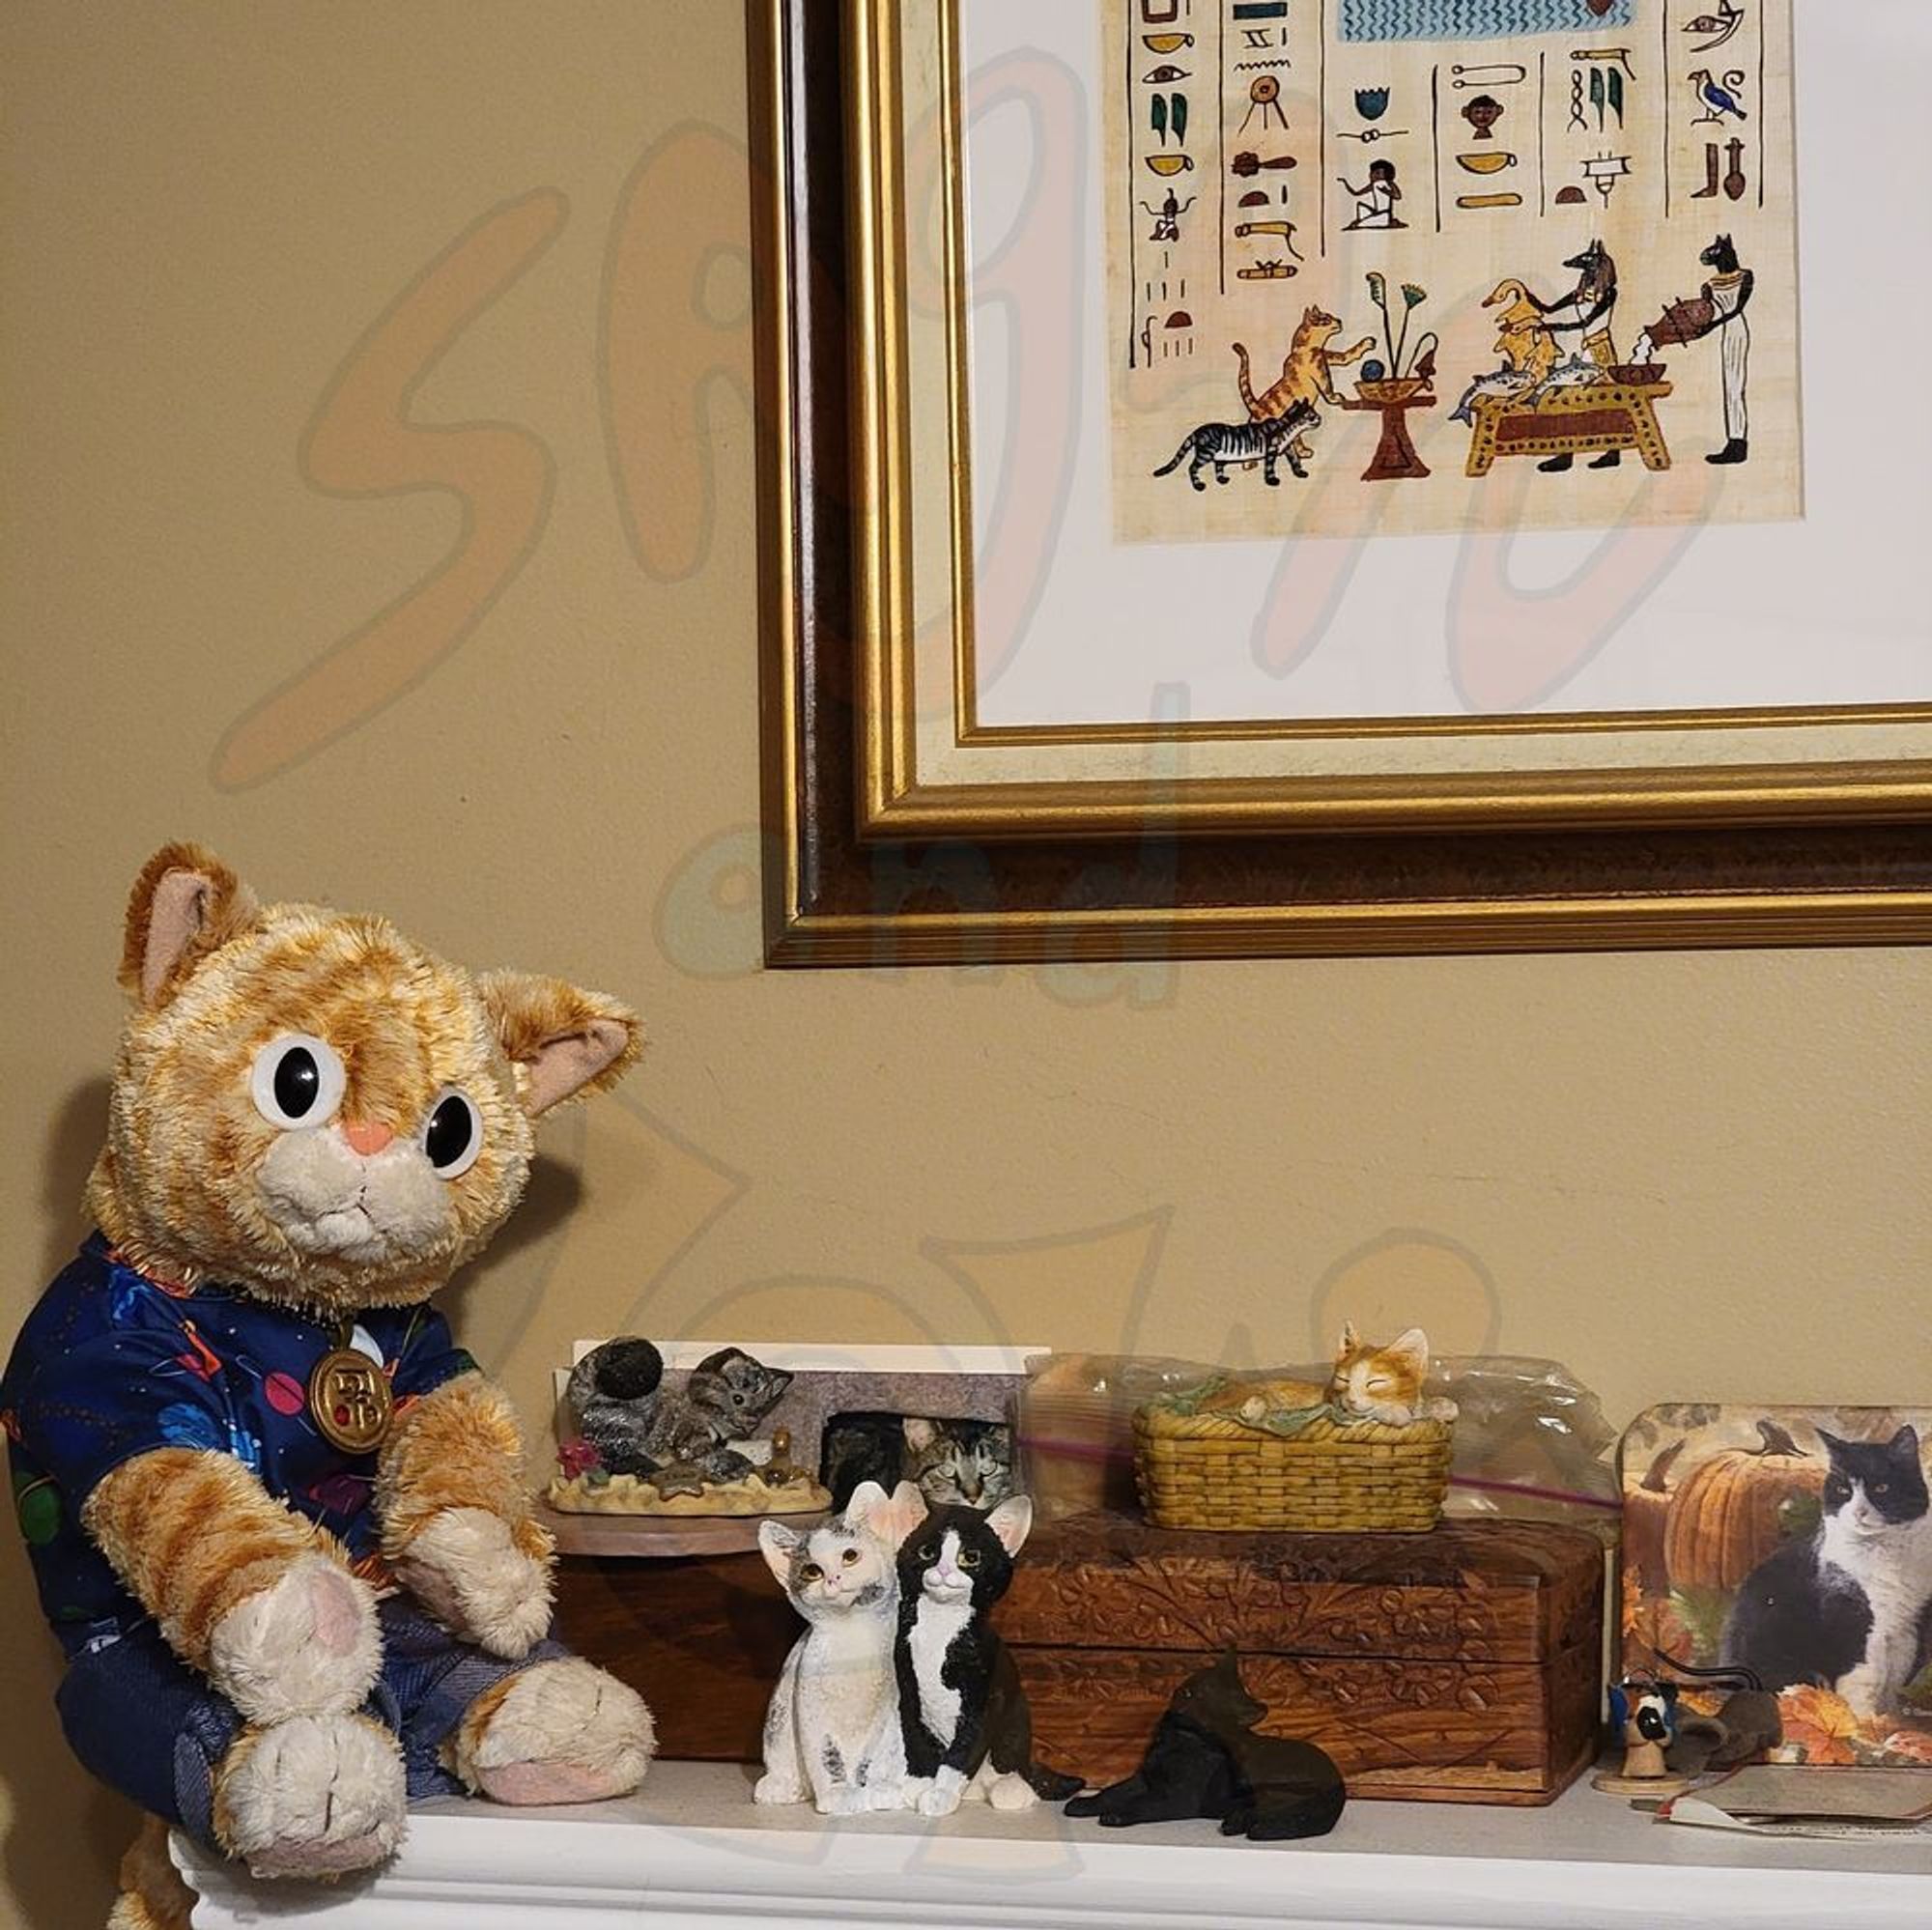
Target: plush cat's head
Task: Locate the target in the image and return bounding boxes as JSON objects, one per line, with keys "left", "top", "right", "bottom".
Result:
{"left": 1329, "top": 1323, "right": 1430, "bottom": 1412}
{"left": 760, "top": 1479, "right": 923, "bottom": 1619}
{"left": 1818, "top": 1426, "right": 1928, "bottom": 1536}
{"left": 686, "top": 1348, "right": 793, "bottom": 1441}
{"left": 85, "top": 843, "right": 642, "bottom": 1313}
{"left": 902, "top": 1417, "right": 1014, "bottom": 1510}
{"left": 898, "top": 1496, "right": 1032, "bottom": 1612}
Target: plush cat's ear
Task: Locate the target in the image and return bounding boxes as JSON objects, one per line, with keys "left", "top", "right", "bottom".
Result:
{"left": 1337, "top": 1321, "right": 1360, "bottom": 1359}
{"left": 984, "top": 1495, "right": 1034, "bottom": 1559}
{"left": 476, "top": 972, "right": 643, "bottom": 1116}
{"left": 902, "top": 1417, "right": 936, "bottom": 1451}
{"left": 1888, "top": 1424, "right": 1920, "bottom": 1462}
{"left": 757, "top": 1518, "right": 800, "bottom": 1585}
{"left": 119, "top": 842, "right": 261, "bottom": 1008}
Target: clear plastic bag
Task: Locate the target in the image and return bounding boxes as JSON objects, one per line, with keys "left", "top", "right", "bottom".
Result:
{"left": 1019, "top": 1349, "right": 1620, "bottom": 1540}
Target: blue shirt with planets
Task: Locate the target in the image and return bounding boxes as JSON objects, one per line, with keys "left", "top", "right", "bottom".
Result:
{"left": 2, "top": 1234, "right": 475, "bottom": 1656}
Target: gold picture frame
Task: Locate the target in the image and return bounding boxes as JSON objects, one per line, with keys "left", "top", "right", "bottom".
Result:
{"left": 753, "top": 0, "right": 1932, "bottom": 965}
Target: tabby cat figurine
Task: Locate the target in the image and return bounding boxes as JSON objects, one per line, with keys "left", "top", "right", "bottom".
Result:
{"left": 1, "top": 845, "right": 656, "bottom": 1927}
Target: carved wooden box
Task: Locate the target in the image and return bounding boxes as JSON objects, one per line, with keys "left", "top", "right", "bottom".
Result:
{"left": 1001, "top": 1512, "right": 1605, "bottom": 1805}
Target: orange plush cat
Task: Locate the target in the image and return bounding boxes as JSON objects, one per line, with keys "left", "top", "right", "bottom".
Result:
{"left": 2, "top": 845, "right": 654, "bottom": 1928}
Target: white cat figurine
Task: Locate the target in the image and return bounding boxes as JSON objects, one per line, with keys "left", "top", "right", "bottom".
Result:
{"left": 756, "top": 1480, "right": 924, "bottom": 1815}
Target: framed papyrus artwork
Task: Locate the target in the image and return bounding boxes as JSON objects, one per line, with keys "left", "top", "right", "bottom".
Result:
{"left": 752, "top": 1, "right": 1932, "bottom": 964}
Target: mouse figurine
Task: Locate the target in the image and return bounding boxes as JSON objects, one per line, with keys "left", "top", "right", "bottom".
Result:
{"left": 1065, "top": 1652, "right": 1346, "bottom": 1840}
{"left": 2, "top": 844, "right": 656, "bottom": 1924}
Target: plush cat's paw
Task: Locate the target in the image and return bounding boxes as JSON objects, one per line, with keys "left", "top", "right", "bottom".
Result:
{"left": 821, "top": 1787, "right": 873, "bottom": 1817}
{"left": 207, "top": 1553, "right": 382, "bottom": 1724}
{"left": 753, "top": 1772, "right": 808, "bottom": 1806}
{"left": 865, "top": 1778, "right": 909, "bottom": 1812}
{"left": 393, "top": 1507, "right": 554, "bottom": 1660}
{"left": 212, "top": 1713, "right": 406, "bottom": 1880}
{"left": 452, "top": 1658, "right": 654, "bottom": 1804}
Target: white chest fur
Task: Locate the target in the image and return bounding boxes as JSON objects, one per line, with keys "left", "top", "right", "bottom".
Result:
{"left": 909, "top": 1598, "right": 971, "bottom": 1744}
{"left": 1820, "top": 1510, "right": 1932, "bottom": 1715}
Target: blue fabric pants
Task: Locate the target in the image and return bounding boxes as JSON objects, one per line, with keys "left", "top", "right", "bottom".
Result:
{"left": 55, "top": 1598, "right": 565, "bottom": 1850}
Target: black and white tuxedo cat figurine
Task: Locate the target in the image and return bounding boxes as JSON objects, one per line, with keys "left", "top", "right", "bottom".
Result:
{"left": 1723, "top": 1426, "right": 1932, "bottom": 1719}
{"left": 893, "top": 1497, "right": 1082, "bottom": 1816}
{"left": 757, "top": 1480, "right": 925, "bottom": 1814}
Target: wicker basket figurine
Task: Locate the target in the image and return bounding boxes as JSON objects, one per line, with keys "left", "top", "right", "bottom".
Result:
{"left": 1134, "top": 1326, "right": 1456, "bottom": 1534}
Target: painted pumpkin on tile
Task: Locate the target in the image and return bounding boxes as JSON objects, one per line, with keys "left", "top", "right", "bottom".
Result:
{"left": 1662, "top": 1420, "right": 1826, "bottom": 1594}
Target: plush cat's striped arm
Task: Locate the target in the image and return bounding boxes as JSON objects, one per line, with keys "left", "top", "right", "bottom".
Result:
{"left": 83, "top": 1447, "right": 382, "bottom": 1724}
{"left": 376, "top": 1372, "right": 555, "bottom": 1659}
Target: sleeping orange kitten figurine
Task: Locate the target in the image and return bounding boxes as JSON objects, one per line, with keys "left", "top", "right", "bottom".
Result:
{"left": 1327, "top": 1323, "right": 1457, "bottom": 1425}
{"left": 2, "top": 845, "right": 655, "bottom": 1927}
{"left": 1197, "top": 1325, "right": 1456, "bottom": 1427}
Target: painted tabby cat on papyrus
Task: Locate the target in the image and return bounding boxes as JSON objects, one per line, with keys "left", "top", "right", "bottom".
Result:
{"left": 1151, "top": 404, "right": 1320, "bottom": 491}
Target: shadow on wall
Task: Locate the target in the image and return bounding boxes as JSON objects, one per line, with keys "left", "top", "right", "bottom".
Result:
{"left": 9, "top": 1076, "right": 136, "bottom": 1928}
{"left": 39, "top": 1079, "right": 109, "bottom": 1287}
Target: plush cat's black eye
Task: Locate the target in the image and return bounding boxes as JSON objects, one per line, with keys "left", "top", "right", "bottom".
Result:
{"left": 916, "top": 1543, "right": 938, "bottom": 1562}
{"left": 250, "top": 1033, "right": 346, "bottom": 1130}
{"left": 801, "top": 1563, "right": 822, "bottom": 1581}
{"left": 960, "top": 1549, "right": 980, "bottom": 1569}
{"left": 840, "top": 1547, "right": 861, "bottom": 1566}
{"left": 422, "top": 1089, "right": 482, "bottom": 1178}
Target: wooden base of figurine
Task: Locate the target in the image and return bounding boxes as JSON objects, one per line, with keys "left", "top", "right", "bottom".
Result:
{"left": 547, "top": 1471, "right": 832, "bottom": 1518}
{"left": 1590, "top": 1770, "right": 1695, "bottom": 1801}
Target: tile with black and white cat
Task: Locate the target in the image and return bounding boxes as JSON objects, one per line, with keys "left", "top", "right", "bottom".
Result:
{"left": 1723, "top": 1427, "right": 1932, "bottom": 1720}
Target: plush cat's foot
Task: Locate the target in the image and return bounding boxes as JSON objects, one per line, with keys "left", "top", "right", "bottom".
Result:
{"left": 393, "top": 1506, "right": 554, "bottom": 1660}
{"left": 753, "top": 1772, "right": 808, "bottom": 1805}
{"left": 820, "top": 1787, "right": 874, "bottom": 1817}
{"left": 452, "top": 1658, "right": 654, "bottom": 1804}
{"left": 212, "top": 1713, "right": 406, "bottom": 1880}
{"left": 207, "top": 1552, "right": 383, "bottom": 1724}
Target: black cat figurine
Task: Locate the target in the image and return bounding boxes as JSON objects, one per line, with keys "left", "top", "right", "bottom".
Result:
{"left": 893, "top": 1497, "right": 1082, "bottom": 1815}
{"left": 1065, "top": 1652, "right": 1346, "bottom": 1841}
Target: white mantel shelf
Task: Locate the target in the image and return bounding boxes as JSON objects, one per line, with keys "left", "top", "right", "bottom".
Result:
{"left": 173, "top": 1761, "right": 1931, "bottom": 1929}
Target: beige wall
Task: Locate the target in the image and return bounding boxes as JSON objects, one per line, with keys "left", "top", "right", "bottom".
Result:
{"left": 3, "top": 6, "right": 1928, "bottom": 1924}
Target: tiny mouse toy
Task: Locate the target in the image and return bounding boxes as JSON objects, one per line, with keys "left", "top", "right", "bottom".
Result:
{"left": 2, "top": 845, "right": 655, "bottom": 1924}
{"left": 1065, "top": 1652, "right": 1346, "bottom": 1840}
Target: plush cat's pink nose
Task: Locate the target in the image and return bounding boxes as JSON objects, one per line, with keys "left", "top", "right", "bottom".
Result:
{"left": 341, "top": 1118, "right": 395, "bottom": 1156}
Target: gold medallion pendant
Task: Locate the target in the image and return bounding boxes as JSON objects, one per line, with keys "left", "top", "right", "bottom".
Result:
{"left": 309, "top": 1348, "right": 394, "bottom": 1454}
